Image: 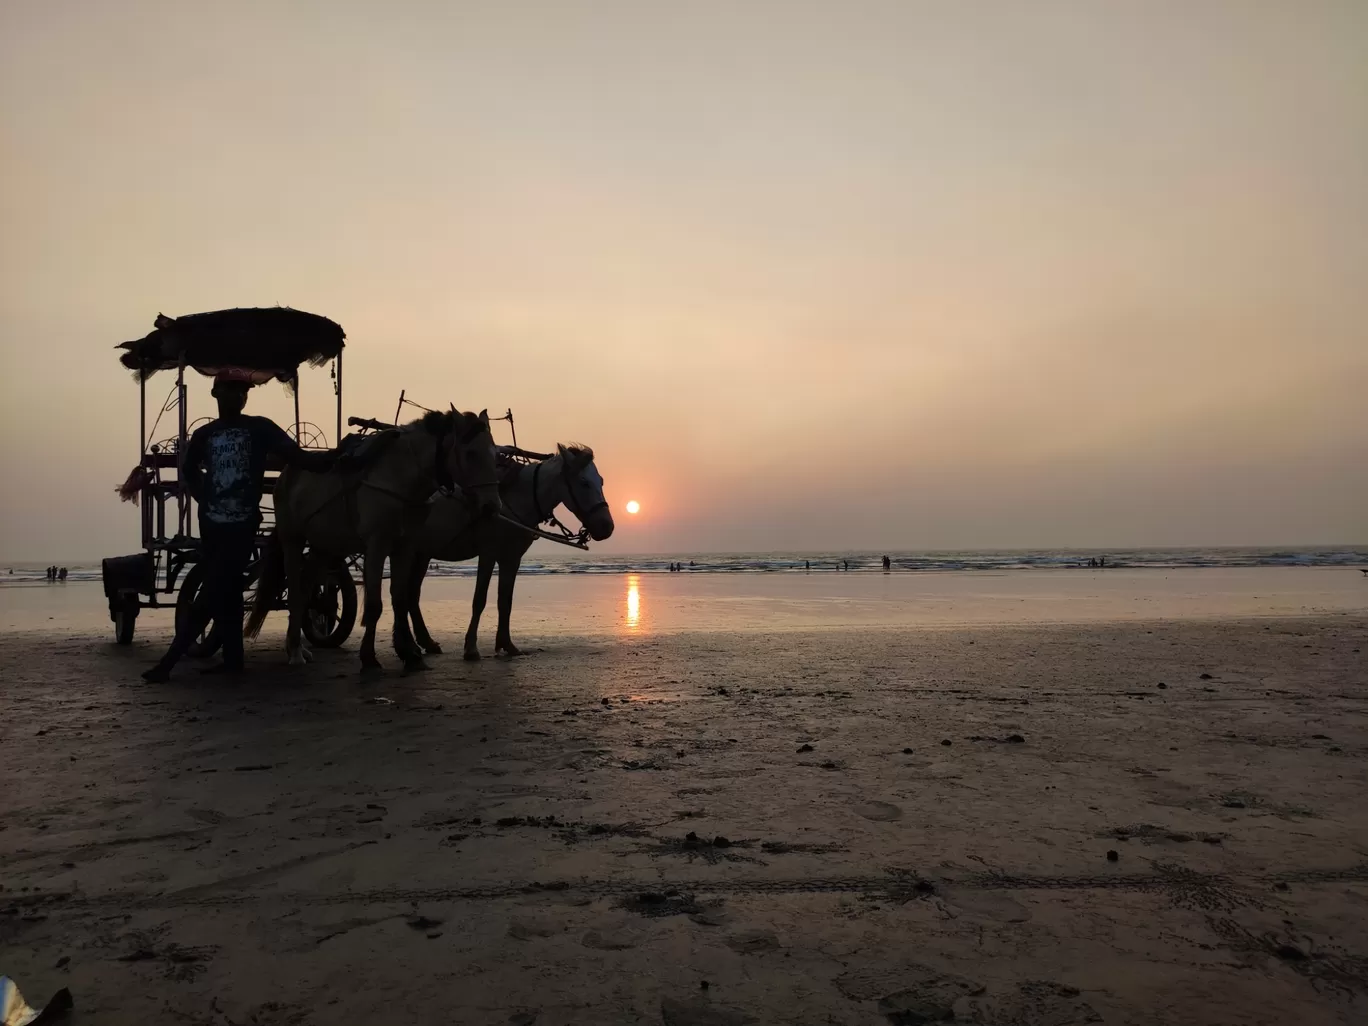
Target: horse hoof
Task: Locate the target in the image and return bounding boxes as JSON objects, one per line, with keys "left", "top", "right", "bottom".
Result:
{"left": 423, "top": 643, "right": 443, "bottom": 655}
{"left": 497, "top": 645, "right": 522, "bottom": 658}
{"left": 463, "top": 650, "right": 481, "bottom": 662}
{"left": 288, "top": 652, "right": 307, "bottom": 667}
{"left": 302, "top": 647, "right": 315, "bottom": 664}
{"left": 402, "top": 659, "right": 429, "bottom": 676}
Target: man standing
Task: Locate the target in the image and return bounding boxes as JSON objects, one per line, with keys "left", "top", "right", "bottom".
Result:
{"left": 143, "top": 371, "right": 337, "bottom": 682}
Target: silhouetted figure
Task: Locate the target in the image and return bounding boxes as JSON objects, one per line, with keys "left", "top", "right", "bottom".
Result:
{"left": 143, "top": 372, "right": 337, "bottom": 683}
{"left": 843, "top": 559, "right": 849, "bottom": 571}
{"left": 805, "top": 560, "right": 810, "bottom": 571}
{"left": 1099, "top": 556, "right": 1107, "bottom": 568}
{"left": 58, "top": 567, "right": 68, "bottom": 581}
{"left": 882, "top": 555, "right": 891, "bottom": 571}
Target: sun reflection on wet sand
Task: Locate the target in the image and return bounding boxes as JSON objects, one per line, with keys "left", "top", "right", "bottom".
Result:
{"left": 624, "top": 574, "right": 642, "bottom": 632}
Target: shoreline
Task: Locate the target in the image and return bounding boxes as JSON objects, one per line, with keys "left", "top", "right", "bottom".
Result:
{"left": 5, "top": 566, "right": 1364, "bottom": 638}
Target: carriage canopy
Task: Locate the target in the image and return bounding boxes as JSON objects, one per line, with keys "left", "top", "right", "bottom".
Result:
{"left": 116, "top": 307, "right": 346, "bottom": 385}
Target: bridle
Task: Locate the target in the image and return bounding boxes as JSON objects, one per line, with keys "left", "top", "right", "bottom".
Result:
{"left": 531, "top": 454, "right": 607, "bottom": 526}
{"left": 439, "top": 420, "right": 500, "bottom": 505}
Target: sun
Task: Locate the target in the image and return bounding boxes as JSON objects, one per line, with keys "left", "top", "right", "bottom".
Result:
{"left": 625, "top": 500, "right": 641, "bottom": 515}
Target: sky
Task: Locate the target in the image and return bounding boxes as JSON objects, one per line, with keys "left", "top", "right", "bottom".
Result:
{"left": 2, "top": 0, "right": 1365, "bottom": 559}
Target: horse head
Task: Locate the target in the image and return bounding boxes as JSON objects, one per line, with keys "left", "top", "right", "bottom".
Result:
{"left": 445, "top": 406, "right": 502, "bottom": 518}
{"left": 557, "top": 443, "right": 614, "bottom": 541}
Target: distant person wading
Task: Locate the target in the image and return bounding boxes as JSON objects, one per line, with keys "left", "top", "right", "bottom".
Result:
{"left": 143, "top": 371, "right": 339, "bottom": 683}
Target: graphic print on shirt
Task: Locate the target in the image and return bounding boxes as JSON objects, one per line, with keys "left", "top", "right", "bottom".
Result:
{"left": 205, "top": 426, "right": 254, "bottom": 522}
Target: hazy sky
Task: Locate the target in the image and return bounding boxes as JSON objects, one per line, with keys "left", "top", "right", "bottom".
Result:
{"left": 2, "top": 0, "right": 1365, "bottom": 559}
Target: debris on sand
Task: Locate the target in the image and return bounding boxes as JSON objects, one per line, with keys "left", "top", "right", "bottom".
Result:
{"left": 406, "top": 915, "right": 443, "bottom": 931}
{"left": 712, "top": 835, "right": 732, "bottom": 849}
{"left": 1200, "top": 673, "right": 1213, "bottom": 680}
{"left": 902, "top": 747, "right": 914, "bottom": 754}
{"left": 1106, "top": 850, "right": 1119, "bottom": 862}
{"left": 1275, "top": 943, "right": 1307, "bottom": 961}
{"left": 941, "top": 739, "right": 952, "bottom": 747}
{"left": 796, "top": 744, "right": 814, "bottom": 753}
{"left": 0, "top": 977, "right": 73, "bottom": 1023}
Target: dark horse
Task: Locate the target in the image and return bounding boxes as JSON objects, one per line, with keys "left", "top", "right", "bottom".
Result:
{"left": 245, "top": 408, "right": 501, "bottom": 671}
{"left": 404, "top": 444, "right": 614, "bottom": 659}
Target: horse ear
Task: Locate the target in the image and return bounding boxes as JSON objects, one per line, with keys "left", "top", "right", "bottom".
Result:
{"left": 557, "top": 443, "right": 568, "bottom": 458}
{"left": 478, "top": 409, "right": 489, "bottom": 424}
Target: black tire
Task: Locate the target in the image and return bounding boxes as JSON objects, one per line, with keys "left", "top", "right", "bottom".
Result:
{"left": 113, "top": 598, "right": 138, "bottom": 645}
{"left": 175, "top": 563, "right": 222, "bottom": 658}
{"left": 302, "top": 561, "right": 357, "bottom": 648}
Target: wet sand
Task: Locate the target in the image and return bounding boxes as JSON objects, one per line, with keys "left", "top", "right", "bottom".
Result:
{"left": 2, "top": 576, "right": 1367, "bottom": 1024}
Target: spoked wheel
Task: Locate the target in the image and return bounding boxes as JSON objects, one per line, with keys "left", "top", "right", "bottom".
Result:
{"left": 175, "top": 556, "right": 262, "bottom": 658}
{"left": 301, "top": 559, "right": 357, "bottom": 649}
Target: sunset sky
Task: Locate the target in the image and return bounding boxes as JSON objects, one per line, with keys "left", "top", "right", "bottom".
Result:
{"left": 2, "top": 0, "right": 1365, "bottom": 559}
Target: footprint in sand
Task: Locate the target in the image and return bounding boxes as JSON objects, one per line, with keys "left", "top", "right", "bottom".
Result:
{"left": 856, "top": 800, "right": 903, "bottom": 822}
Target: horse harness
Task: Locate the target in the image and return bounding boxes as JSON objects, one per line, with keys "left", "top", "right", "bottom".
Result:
{"left": 298, "top": 416, "right": 492, "bottom": 529}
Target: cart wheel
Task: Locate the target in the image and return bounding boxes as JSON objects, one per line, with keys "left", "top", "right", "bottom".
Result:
{"left": 302, "top": 563, "right": 357, "bottom": 649}
{"left": 175, "top": 563, "right": 223, "bottom": 658}
{"left": 113, "top": 598, "right": 138, "bottom": 645}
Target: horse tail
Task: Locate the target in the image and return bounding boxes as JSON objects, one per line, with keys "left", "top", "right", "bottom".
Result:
{"left": 244, "top": 529, "right": 284, "bottom": 639}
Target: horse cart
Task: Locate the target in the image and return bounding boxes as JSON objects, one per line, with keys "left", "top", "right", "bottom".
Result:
{"left": 101, "top": 308, "right": 359, "bottom": 652}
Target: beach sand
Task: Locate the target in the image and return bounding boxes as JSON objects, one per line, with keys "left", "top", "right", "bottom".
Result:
{"left": 2, "top": 571, "right": 1366, "bottom": 1024}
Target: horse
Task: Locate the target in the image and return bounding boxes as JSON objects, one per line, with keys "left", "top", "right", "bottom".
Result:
{"left": 245, "top": 408, "right": 501, "bottom": 672}
{"left": 403, "top": 444, "right": 614, "bottom": 660}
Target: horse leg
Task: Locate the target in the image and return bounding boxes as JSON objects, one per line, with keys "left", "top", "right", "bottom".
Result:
{"left": 494, "top": 553, "right": 523, "bottom": 657}
{"left": 358, "top": 543, "right": 386, "bottom": 671}
{"left": 463, "top": 552, "right": 495, "bottom": 661}
{"left": 389, "top": 539, "right": 427, "bottom": 674}
{"left": 410, "top": 557, "right": 442, "bottom": 654}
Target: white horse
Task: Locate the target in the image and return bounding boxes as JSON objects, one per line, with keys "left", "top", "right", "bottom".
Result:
{"left": 403, "top": 444, "right": 614, "bottom": 659}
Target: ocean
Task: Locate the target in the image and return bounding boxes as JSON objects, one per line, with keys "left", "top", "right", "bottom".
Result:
{"left": 5, "top": 546, "right": 1365, "bottom": 585}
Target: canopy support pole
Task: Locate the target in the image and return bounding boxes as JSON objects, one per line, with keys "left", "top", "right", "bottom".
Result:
{"left": 176, "top": 360, "right": 188, "bottom": 538}
{"left": 334, "top": 351, "right": 343, "bottom": 446}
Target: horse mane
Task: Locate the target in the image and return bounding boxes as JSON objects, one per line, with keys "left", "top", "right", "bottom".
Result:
{"left": 411, "top": 409, "right": 453, "bottom": 434}
{"left": 558, "top": 443, "right": 594, "bottom": 461}
{"left": 404, "top": 409, "right": 486, "bottom": 438}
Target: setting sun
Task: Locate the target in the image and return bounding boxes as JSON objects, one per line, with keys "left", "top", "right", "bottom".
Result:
{"left": 625, "top": 500, "right": 641, "bottom": 515}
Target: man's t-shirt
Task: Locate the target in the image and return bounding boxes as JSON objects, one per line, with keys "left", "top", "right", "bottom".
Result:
{"left": 185, "top": 415, "right": 296, "bottom": 525}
